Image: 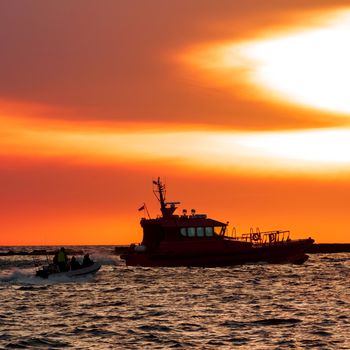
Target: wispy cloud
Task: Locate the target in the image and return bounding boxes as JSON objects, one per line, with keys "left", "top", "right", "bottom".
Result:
{"left": 2, "top": 114, "right": 350, "bottom": 176}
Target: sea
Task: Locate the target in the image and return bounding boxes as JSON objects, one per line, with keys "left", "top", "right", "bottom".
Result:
{"left": 0, "top": 246, "right": 349, "bottom": 349}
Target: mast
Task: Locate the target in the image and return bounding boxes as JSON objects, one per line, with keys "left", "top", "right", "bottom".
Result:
{"left": 153, "top": 177, "right": 166, "bottom": 214}
{"left": 153, "top": 177, "right": 179, "bottom": 218}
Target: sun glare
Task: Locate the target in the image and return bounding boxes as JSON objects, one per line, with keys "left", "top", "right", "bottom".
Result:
{"left": 235, "top": 129, "right": 350, "bottom": 163}
{"left": 185, "top": 10, "right": 350, "bottom": 115}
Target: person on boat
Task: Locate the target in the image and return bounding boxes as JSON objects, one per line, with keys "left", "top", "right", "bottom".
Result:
{"left": 70, "top": 256, "right": 81, "bottom": 270}
{"left": 57, "top": 247, "right": 68, "bottom": 272}
{"left": 82, "top": 253, "right": 94, "bottom": 267}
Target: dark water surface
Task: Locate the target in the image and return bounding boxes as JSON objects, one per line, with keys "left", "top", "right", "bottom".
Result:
{"left": 0, "top": 246, "right": 349, "bottom": 349}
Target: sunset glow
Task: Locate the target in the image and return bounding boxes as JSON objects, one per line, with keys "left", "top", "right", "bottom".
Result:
{"left": 185, "top": 10, "right": 350, "bottom": 115}
{"left": 1, "top": 2, "right": 350, "bottom": 245}
{"left": 2, "top": 115, "right": 350, "bottom": 175}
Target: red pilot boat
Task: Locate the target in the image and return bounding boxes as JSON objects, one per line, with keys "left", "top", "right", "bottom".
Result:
{"left": 121, "top": 178, "right": 314, "bottom": 267}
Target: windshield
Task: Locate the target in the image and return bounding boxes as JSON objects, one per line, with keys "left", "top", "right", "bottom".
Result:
{"left": 214, "top": 226, "right": 226, "bottom": 235}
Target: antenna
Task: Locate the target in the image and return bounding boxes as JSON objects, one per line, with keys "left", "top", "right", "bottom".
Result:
{"left": 152, "top": 177, "right": 179, "bottom": 218}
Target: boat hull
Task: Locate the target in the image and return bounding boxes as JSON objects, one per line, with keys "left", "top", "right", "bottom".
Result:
{"left": 121, "top": 239, "right": 313, "bottom": 267}
{"left": 36, "top": 262, "right": 101, "bottom": 278}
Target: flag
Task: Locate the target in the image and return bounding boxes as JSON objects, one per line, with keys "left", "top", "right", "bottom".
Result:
{"left": 138, "top": 205, "right": 145, "bottom": 211}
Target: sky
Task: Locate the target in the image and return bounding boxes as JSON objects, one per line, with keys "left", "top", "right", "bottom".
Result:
{"left": 1, "top": 0, "right": 350, "bottom": 245}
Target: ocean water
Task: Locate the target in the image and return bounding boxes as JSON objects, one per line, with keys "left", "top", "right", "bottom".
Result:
{"left": 0, "top": 246, "right": 349, "bottom": 349}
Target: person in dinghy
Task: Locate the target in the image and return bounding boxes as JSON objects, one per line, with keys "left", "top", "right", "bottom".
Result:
{"left": 56, "top": 247, "right": 69, "bottom": 272}
{"left": 70, "top": 256, "right": 81, "bottom": 270}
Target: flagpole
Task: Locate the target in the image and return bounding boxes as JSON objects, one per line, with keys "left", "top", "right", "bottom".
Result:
{"left": 138, "top": 203, "right": 151, "bottom": 219}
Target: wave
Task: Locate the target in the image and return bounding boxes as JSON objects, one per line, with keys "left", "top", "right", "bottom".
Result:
{"left": 5, "top": 337, "right": 70, "bottom": 349}
{"left": 222, "top": 318, "right": 302, "bottom": 328}
{"left": 93, "top": 256, "right": 118, "bottom": 266}
{"left": 0, "top": 268, "right": 95, "bottom": 285}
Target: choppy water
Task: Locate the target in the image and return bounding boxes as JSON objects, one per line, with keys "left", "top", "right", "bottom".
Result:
{"left": 0, "top": 246, "right": 349, "bottom": 349}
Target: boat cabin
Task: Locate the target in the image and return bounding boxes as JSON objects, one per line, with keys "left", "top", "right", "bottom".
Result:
{"left": 139, "top": 178, "right": 228, "bottom": 251}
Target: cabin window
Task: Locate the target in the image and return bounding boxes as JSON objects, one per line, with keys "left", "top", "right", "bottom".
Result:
{"left": 180, "top": 228, "right": 187, "bottom": 237}
{"left": 197, "top": 227, "right": 204, "bottom": 237}
{"left": 205, "top": 227, "right": 213, "bottom": 237}
{"left": 188, "top": 227, "right": 195, "bottom": 237}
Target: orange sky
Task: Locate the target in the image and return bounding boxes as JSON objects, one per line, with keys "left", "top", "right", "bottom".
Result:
{"left": 1, "top": 1, "right": 350, "bottom": 245}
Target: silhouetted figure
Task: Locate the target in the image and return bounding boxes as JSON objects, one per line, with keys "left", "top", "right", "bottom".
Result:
{"left": 82, "top": 253, "right": 94, "bottom": 267}
{"left": 70, "top": 256, "right": 81, "bottom": 270}
{"left": 57, "top": 247, "right": 68, "bottom": 272}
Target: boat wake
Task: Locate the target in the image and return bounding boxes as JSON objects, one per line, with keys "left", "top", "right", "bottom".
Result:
{"left": 0, "top": 270, "right": 38, "bottom": 284}
{"left": 0, "top": 268, "right": 95, "bottom": 284}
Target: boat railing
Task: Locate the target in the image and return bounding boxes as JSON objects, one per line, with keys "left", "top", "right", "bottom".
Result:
{"left": 229, "top": 226, "right": 237, "bottom": 239}
{"left": 230, "top": 228, "right": 291, "bottom": 245}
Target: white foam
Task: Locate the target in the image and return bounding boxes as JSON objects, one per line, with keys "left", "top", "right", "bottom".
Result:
{"left": 0, "top": 267, "right": 95, "bottom": 285}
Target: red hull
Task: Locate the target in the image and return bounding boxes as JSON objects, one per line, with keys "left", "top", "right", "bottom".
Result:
{"left": 121, "top": 238, "right": 314, "bottom": 267}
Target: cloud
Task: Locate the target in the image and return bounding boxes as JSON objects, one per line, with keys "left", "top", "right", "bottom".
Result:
{"left": 2, "top": 112, "right": 350, "bottom": 177}
{"left": 0, "top": 1, "right": 347, "bottom": 127}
